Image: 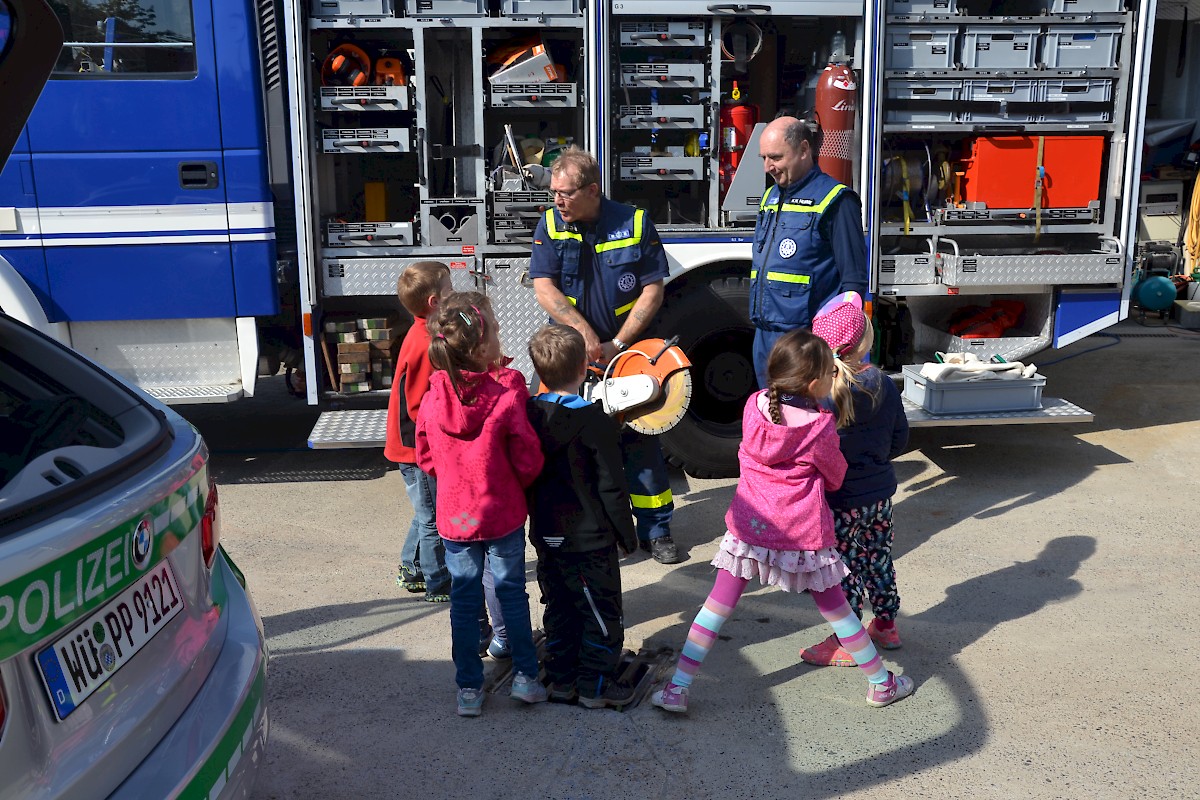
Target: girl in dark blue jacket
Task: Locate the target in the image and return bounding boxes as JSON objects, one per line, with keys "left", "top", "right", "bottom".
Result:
{"left": 802, "top": 295, "right": 910, "bottom": 667}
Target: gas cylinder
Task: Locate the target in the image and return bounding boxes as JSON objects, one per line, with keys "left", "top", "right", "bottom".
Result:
{"left": 814, "top": 63, "right": 857, "bottom": 185}
{"left": 718, "top": 82, "right": 760, "bottom": 201}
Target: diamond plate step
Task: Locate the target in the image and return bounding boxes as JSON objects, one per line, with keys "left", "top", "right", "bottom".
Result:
{"left": 145, "top": 385, "right": 242, "bottom": 404}
{"left": 904, "top": 396, "right": 1093, "bottom": 428}
{"left": 307, "top": 409, "right": 388, "bottom": 449}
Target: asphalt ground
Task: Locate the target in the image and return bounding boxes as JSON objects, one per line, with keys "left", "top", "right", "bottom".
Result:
{"left": 179, "top": 319, "right": 1199, "bottom": 800}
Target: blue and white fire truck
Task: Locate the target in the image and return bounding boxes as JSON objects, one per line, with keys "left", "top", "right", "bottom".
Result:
{"left": 0, "top": 0, "right": 1183, "bottom": 475}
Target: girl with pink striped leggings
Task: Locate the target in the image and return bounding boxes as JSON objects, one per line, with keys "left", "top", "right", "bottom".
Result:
{"left": 651, "top": 330, "right": 915, "bottom": 713}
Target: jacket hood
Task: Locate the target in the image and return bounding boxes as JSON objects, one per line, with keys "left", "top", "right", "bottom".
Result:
{"left": 740, "top": 390, "right": 831, "bottom": 467}
{"left": 530, "top": 394, "right": 594, "bottom": 456}
{"left": 426, "top": 368, "right": 515, "bottom": 438}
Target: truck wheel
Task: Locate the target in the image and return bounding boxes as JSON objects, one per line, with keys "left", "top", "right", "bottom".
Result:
{"left": 658, "top": 276, "right": 755, "bottom": 479}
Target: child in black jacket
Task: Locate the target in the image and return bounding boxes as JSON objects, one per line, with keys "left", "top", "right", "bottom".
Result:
{"left": 527, "top": 325, "right": 639, "bottom": 709}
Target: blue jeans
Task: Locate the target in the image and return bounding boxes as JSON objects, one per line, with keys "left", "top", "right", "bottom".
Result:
{"left": 398, "top": 463, "right": 450, "bottom": 596}
{"left": 442, "top": 527, "right": 538, "bottom": 689}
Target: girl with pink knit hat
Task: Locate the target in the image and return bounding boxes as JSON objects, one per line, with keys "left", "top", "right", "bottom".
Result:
{"left": 801, "top": 293, "right": 911, "bottom": 667}
{"left": 651, "top": 327, "right": 914, "bottom": 714}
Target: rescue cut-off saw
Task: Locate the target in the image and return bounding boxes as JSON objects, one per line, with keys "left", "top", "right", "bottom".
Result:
{"left": 581, "top": 337, "right": 693, "bottom": 436}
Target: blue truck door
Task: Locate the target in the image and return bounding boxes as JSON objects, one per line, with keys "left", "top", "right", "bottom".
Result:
{"left": 24, "top": 0, "right": 235, "bottom": 322}
{"left": 0, "top": 129, "right": 53, "bottom": 316}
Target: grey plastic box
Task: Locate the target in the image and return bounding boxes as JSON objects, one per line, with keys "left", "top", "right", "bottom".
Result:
{"left": 618, "top": 104, "right": 706, "bottom": 129}
{"left": 618, "top": 21, "right": 707, "bottom": 46}
{"left": 326, "top": 222, "right": 415, "bottom": 247}
{"left": 1050, "top": 0, "right": 1126, "bottom": 13}
{"left": 961, "top": 27, "right": 1040, "bottom": 69}
{"left": 403, "top": 0, "right": 485, "bottom": 15}
{"left": 885, "top": 79, "right": 959, "bottom": 122}
{"left": 321, "top": 128, "right": 411, "bottom": 154}
{"left": 886, "top": 28, "right": 957, "bottom": 69}
{"left": 1039, "top": 77, "right": 1113, "bottom": 102}
{"left": 1042, "top": 26, "right": 1121, "bottom": 68}
{"left": 618, "top": 155, "right": 705, "bottom": 180}
{"left": 887, "top": 0, "right": 954, "bottom": 13}
{"left": 488, "top": 83, "right": 578, "bottom": 108}
{"left": 312, "top": 0, "right": 391, "bottom": 16}
{"left": 501, "top": 0, "right": 579, "bottom": 15}
{"left": 319, "top": 86, "right": 409, "bottom": 112}
{"left": 619, "top": 62, "right": 706, "bottom": 88}
{"left": 901, "top": 365, "right": 1046, "bottom": 414}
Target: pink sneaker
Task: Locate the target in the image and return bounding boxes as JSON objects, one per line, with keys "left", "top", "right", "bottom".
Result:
{"left": 650, "top": 682, "right": 689, "bottom": 713}
{"left": 799, "top": 634, "right": 857, "bottom": 667}
{"left": 867, "top": 619, "right": 902, "bottom": 650}
{"left": 866, "top": 672, "right": 915, "bottom": 708}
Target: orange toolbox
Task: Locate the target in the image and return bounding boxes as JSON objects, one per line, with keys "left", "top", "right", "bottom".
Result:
{"left": 956, "top": 135, "right": 1105, "bottom": 209}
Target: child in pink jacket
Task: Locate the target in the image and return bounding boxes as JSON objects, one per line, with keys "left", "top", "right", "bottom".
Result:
{"left": 651, "top": 329, "right": 916, "bottom": 714}
{"left": 415, "top": 292, "right": 546, "bottom": 717}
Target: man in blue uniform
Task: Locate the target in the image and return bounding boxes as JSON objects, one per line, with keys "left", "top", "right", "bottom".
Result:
{"left": 530, "top": 148, "right": 681, "bottom": 565}
{"left": 750, "top": 116, "right": 868, "bottom": 386}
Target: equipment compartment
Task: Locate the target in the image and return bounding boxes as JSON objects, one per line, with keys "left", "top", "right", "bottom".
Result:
{"left": 326, "top": 221, "right": 415, "bottom": 247}
{"left": 403, "top": 0, "right": 486, "bottom": 15}
{"left": 319, "top": 86, "right": 410, "bottom": 112}
{"left": 618, "top": 105, "right": 706, "bottom": 130}
{"left": 311, "top": 0, "right": 392, "bottom": 17}
{"left": 618, "top": 155, "right": 706, "bottom": 181}
{"left": 321, "top": 128, "right": 412, "bottom": 154}
{"left": 618, "top": 62, "right": 706, "bottom": 88}
{"left": 617, "top": 20, "right": 707, "bottom": 46}
{"left": 488, "top": 83, "right": 578, "bottom": 107}
{"left": 501, "top": 0, "right": 581, "bottom": 16}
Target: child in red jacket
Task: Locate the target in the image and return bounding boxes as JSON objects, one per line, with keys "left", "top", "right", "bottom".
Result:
{"left": 416, "top": 292, "right": 547, "bottom": 717}
{"left": 385, "top": 261, "right": 452, "bottom": 602}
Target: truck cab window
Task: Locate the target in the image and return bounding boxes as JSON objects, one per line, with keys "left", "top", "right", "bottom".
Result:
{"left": 49, "top": 0, "right": 195, "bottom": 77}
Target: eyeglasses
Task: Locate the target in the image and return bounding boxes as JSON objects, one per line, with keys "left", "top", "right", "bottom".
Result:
{"left": 549, "top": 184, "right": 591, "bottom": 200}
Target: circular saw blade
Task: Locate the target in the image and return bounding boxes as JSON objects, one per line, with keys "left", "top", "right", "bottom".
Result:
{"left": 626, "top": 369, "right": 693, "bottom": 435}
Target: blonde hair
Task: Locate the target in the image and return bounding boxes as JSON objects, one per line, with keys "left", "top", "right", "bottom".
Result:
{"left": 426, "top": 292, "right": 494, "bottom": 404}
{"left": 765, "top": 329, "right": 835, "bottom": 425}
{"left": 828, "top": 321, "right": 879, "bottom": 428}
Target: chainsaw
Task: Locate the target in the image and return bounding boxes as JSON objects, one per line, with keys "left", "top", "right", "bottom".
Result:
{"left": 580, "top": 337, "right": 693, "bottom": 436}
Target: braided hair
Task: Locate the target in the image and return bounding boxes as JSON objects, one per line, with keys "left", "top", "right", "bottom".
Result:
{"left": 426, "top": 291, "right": 495, "bottom": 404}
{"left": 764, "top": 329, "right": 835, "bottom": 425}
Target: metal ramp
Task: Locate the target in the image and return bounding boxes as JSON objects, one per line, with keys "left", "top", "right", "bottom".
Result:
{"left": 307, "top": 409, "right": 388, "bottom": 449}
{"left": 145, "top": 385, "right": 242, "bottom": 404}
{"left": 903, "top": 396, "right": 1093, "bottom": 428}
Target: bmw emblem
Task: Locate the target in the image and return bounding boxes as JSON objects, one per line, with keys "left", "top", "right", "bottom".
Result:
{"left": 778, "top": 238, "right": 798, "bottom": 258}
{"left": 132, "top": 518, "right": 153, "bottom": 570}
{"left": 617, "top": 272, "right": 637, "bottom": 292}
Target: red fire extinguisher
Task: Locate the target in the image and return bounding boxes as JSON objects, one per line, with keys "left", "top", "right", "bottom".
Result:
{"left": 814, "top": 64, "right": 857, "bottom": 185}
{"left": 719, "top": 81, "right": 760, "bottom": 201}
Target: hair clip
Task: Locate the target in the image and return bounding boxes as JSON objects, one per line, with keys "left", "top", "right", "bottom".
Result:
{"left": 436, "top": 333, "right": 447, "bottom": 340}
{"left": 458, "top": 311, "right": 473, "bottom": 327}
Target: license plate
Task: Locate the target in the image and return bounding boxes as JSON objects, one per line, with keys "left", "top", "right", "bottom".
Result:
{"left": 37, "top": 560, "right": 186, "bottom": 721}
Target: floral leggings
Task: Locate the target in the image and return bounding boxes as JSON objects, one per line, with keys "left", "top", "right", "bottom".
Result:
{"left": 832, "top": 498, "right": 899, "bottom": 622}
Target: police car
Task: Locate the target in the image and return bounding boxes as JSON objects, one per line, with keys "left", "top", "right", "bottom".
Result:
{"left": 0, "top": 1, "right": 268, "bottom": 796}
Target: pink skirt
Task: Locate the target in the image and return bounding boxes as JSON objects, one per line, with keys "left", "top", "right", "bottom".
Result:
{"left": 710, "top": 532, "right": 848, "bottom": 594}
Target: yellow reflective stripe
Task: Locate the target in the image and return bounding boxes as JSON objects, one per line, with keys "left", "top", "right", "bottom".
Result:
{"left": 750, "top": 269, "right": 757, "bottom": 279}
{"left": 595, "top": 208, "right": 645, "bottom": 253}
{"left": 630, "top": 488, "right": 672, "bottom": 509}
{"left": 759, "top": 188, "right": 774, "bottom": 211}
{"left": 765, "top": 272, "right": 810, "bottom": 284}
{"left": 780, "top": 184, "right": 846, "bottom": 214}
{"left": 544, "top": 209, "right": 581, "bottom": 241}
{"left": 614, "top": 299, "right": 636, "bottom": 316}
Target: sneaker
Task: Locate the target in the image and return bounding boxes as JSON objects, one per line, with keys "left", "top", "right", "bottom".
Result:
{"left": 577, "top": 679, "right": 636, "bottom": 710}
{"left": 647, "top": 536, "right": 681, "bottom": 564}
{"left": 423, "top": 593, "right": 449, "bottom": 603}
{"left": 799, "top": 634, "right": 857, "bottom": 667}
{"left": 398, "top": 566, "right": 425, "bottom": 594}
{"left": 649, "top": 681, "right": 689, "bottom": 714}
{"left": 509, "top": 672, "right": 548, "bottom": 704}
{"left": 487, "top": 636, "right": 511, "bottom": 660}
{"left": 547, "top": 682, "right": 578, "bottom": 704}
{"left": 866, "top": 672, "right": 915, "bottom": 708}
{"left": 457, "top": 688, "right": 484, "bottom": 717}
{"left": 867, "top": 618, "right": 903, "bottom": 650}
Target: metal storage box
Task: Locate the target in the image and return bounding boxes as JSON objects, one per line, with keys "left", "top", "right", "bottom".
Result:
{"left": 887, "top": 0, "right": 954, "bottom": 14}
{"left": 879, "top": 252, "right": 938, "bottom": 285}
{"left": 958, "top": 135, "right": 1104, "bottom": 209}
{"left": 312, "top": 0, "right": 391, "bottom": 16}
{"left": 501, "top": 0, "right": 579, "bottom": 15}
{"left": 619, "top": 62, "right": 706, "bottom": 88}
{"left": 618, "top": 155, "right": 705, "bottom": 180}
{"left": 961, "top": 27, "right": 1040, "bottom": 69}
{"left": 403, "top": 0, "right": 485, "bottom": 15}
{"left": 885, "top": 79, "right": 960, "bottom": 122}
{"left": 901, "top": 365, "right": 1046, "bottom": 414}
{"left": 326, "top": 222, "right": 415, "bottom": 247}
{"left": 1041, "top": 27, "right": 1121, "bottom": 68}
{"left": 941, "top": 251, "right": 1123, "bottom": 286}
{"left": 886, "top": 28, "right": 957, "bottom": 69}
{"left": 319, "top": 86, "right": 409, "bottom": 112}
{"left": 321, "top": 128, "right": 411, "bottom": 154}
{"left": 618, "top": 104, "right": 706, "bottom": 129}
{"left": 618, "top": 21, "right": 707, "bottom": 46}
{"left": 489, "top": 83, "right": 578, "bottom": 108}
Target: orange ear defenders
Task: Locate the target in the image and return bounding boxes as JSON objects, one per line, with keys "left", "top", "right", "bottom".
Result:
{"left": 322, "top": 44, "right": 371, "bottom": 87}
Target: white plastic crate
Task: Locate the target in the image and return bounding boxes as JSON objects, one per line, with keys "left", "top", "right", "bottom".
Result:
{"left": 961, "top": 27, "right": 1040, "bottom": 70}
{"left": 901, "top": 365, "right": 1046, "bottom": 414}
{"left": 1041, "top": 27, "right": 1121, "bottom": 68}
{"left": 886, "top": 28, "right": 958, "bottom": 69}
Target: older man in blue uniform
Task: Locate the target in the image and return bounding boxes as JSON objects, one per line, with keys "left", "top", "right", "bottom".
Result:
{"left": 529, "top": 147, "right": 681, "bottom": 565}
{"left": 751, "top": 116, "right": 868, "bottom": 386}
